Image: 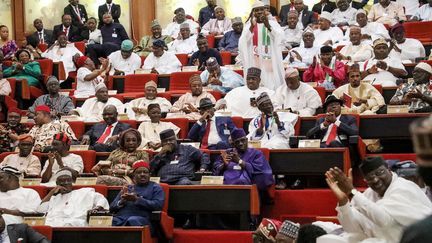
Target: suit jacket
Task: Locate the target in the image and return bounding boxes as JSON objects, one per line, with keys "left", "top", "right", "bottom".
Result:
{"left": 312, "top": 1, "right": 337, "bottom": 14}
{"left": 306, "top": 115, "right": 358, "bottom": 146}
{"left": 299, "top": 9, "right": 317, "bottom": 28}
{"left": 98, "top": 3, "right": 121, "bottom": 28}
{"left": 351, "top": 1, "right": 366, "bottom": 9}
{"left": 64, "top": 3, "right": 88, "bottom": 28}
{"left": 279, "top": 4, "right": 294, "bottom": 26}
{"left": 53, "top": 24, "right": 82, "bottom": 42}
{"left": 26, "top": 29, "right": 54, "bottom": 48}
{"left": 85, "top": 122, "right": 131, "bottom": 152}
{"left": 187, "top": 116, "right": 236, "bottom": 149}
{"left": 7, "top": 224, "right": 50, "bottom": 243}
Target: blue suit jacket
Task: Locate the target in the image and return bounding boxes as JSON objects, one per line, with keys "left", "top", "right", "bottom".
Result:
{"left": 187, "top": 116, "right": 236, "bottom": 150}
{"left": 85, "top": 122, "right": 131, "bottom": 152}
{"left": 306, "top": 115, "right": 358, "bottom": 147}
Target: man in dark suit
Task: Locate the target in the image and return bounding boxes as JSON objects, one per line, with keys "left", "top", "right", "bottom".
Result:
{"left": 98, "top": 0, "right": 121, "bottom": 29}
{"left": 282, "top": 0, "right": 316, "bottom": 27}
{"left": 307, "top": 95, "right": 358, "bottom": 147}
{"left": 81, "top": 105, "right": 131, "bottom": 152}
{"left": 279, "top": 1, "right": 295, "bottom": 25}
{"left": 53, "top": 14, "right": 82, "bottom": 42}
{"left": 188, "top": 98, "right": 236, "bottom": 150}
{"left": 312, "top": 0, "right": 337, "bottom": 14}
{"left": 0, "top": 214, "right": 50, "bottom": 243}
{"left": 64, "top": 0, "right": 88, "bottom": 29}
{"left": 26, "top": 19, "right": 54, "bottom": 48}
{"left": 350, "top": 0, "right": 367, "bottom": 9}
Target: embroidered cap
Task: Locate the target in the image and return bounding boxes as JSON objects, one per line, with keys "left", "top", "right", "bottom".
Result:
{"left": 0, "top": 166, "right": 22, "bottom": 178}
{"left": 257, "top": 218, "right": 282, "bottom": 241}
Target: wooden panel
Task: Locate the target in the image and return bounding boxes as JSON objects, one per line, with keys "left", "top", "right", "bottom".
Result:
{"left": 12, "top": 0, "right": 25, "bottom": 40}
{"left": 130, "top": 0, "right": 156, "bottom": 42}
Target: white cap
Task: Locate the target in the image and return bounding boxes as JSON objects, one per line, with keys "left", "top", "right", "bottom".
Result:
{"left": 252, "top": 0, "right": 265, "bottom": 9}
{"left": 320, "top": 11, "right": 332, "bottom": 22}
{"left": 95, "top": 82, "right": 107, "bottom": 92}
{"left": 415, "top": 62, "right": 432, "bottom": 74}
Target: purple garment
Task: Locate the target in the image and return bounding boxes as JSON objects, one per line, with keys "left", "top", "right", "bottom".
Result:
{"left": 215, "top": 161, "right": 253, "bottom": 185}
{"left": 1, "top": 40, "right": 18, "bottom": 60}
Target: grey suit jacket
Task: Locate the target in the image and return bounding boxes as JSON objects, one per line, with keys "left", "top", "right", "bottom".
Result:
{"left": 7, "top": 224, "right": 50, "bottom": 243}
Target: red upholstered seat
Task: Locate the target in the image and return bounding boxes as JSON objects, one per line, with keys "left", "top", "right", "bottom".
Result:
{"left": 67, "top": 121, "right": 85, "bottom": 139}
{"left": 74, "top": 41, "right": 86, "bottom": 54}
{"left": 32, "top": 225, "right": 53, "bottom": 240}
{"left": 373, "top": 84, "right": 383, "bottom": 94}
{"left": 36, "top": 59, "right": 54, "bottom": 80}
{"left": 220, "top": 51, "right": 231, "bottom": 65}
{"left": 70, "top": 150, "right": 96, "bottom": 173}
{"left": 313, "top": 86, "right": 326, "bottom": 104}
{"left": 169, "top": 71, "right": 201, "bottom": 91}
{"left": 124, "top": 74, "right": 158, "bottom": 93}
{"left": 206, "top": 34, "right": 215, "bottom": 48}
{"left": 161, "top": 118, "right": 189, "bottom": 139}
{"left": 231, "top": 116, "right": 243, "bottom": 128}
{"left": 37, "top": 43, "right": 48, "bottom": 52}
{"left": 175, "top": 54, "right": 189, "bottom": 66}
{"left": 403, "top": 21, "right": 432, "bottom": 43}
{"left": 120, "top": 120, "right": 138, "bottom": 129}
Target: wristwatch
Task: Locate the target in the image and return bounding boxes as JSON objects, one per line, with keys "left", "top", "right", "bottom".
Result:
{"left": 349, "top": 188, "right": 358, "bottom": 199}
{"left": 238, "top": 159, "right": 244, "bottom": 166}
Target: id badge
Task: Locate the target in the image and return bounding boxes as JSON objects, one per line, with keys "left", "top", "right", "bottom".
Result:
{"left": 112, "top": 33, "right": 118, "bottom": 38}
{"left": 170, "top": 160, "right": 179, "bottom": 165}
{"left": 223, "top": 129, "right": 230, "bottom": 135}
{"left": 233, "top": 165, "right": 242, "bottom": 170}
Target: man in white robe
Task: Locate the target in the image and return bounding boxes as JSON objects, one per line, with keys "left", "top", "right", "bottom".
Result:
{"left": 74, "top": 83, "right": 124, "bottom": 122}
{"left": 126, "top": 81, "right": 172, "bottom": 121}
{"left": 163, "top": 7, "right": 199, "bottom": 39}
{"left": 0, "top": 166, "right": 41, "bottom": 224}
{"left": 282, "top": 11, "right": 303, "bottom": 49}
{"left": 313, "top": 12, "right": 344, "bottom": 47}
{"left": 0, "top": 135, "right": 41, "bottom": 176}
{"left": 337, "top": 26, "right": 373, "bottom": 64}
{"left": 200, "top": 57, "right": 244, "bottom": 94}
{"left": 37, "top": 170, "right": 109, "bottom": 227}
{"left": 74, "top": 56, "right": 109, "bottom": 98}
{"left": 200, "top": 6, "right": 232, "bottom": 36}
{"left": 143, "top": 40, "right": 182, "bottom": 74}
{"left": 284, "top": 27, "right": 320, "bottom": 68}
{"left": 388, "top": 23, "right": 426, "bottom": 63}
{"left": 411, "top": 1, "right": 432, "bottom": 21}
{"left": 224, "top": 67, "right": 275, "bottom": 118}
{"left": 344, "top": 9, "right": 390, "bottom": 45}
{"left": 325, "top": 157, "right": 432, "bottom": 243}
{"left": 360, "top": 38, "right": 407, "bottom": 87}
{"left": 108, "top": 39, "right": 141, "bottom": 75}
{"left": 168, "top": 23, "right": 198, "bottom": 55}
{"left": 333, "top": 64, "right": 385, "bottom": 115}
{"left": 368, "top": 0, "right": 406, "bottom": 26}
{"left": 41, "top": 32, "right": 83, "bottom": 80}
{"left": 248, "top": 92, "right": 295, "bottom": 149}
{"left": 331, "top": 0, "right": 357, "bottom": 27}
{"left": 274, "top": 68, "right": 322, "bottom": 116}
{"left": 238, "top": 1, "right": 285, "bottom": 90}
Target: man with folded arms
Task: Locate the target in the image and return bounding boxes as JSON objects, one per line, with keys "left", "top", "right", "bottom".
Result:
{"left": 0, "top": 134, "right": 40, "bottom": 176}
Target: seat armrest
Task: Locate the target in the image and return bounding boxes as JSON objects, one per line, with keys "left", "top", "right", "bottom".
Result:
{"left": 150, "top": 211, "right": 162, "bottom": 221}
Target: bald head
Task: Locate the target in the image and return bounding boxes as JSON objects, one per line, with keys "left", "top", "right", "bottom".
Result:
{"left": 102, "top": 105, "right": 118, "bottom": 125}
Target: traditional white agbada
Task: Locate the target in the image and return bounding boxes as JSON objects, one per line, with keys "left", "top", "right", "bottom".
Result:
{"left": 38, "top": 188, "right": 109, "bottom": 227}
{"left": 168, "top": 92, "right": 216, "bottom": 120}
{"left": 273, "top": 82, "right": 322, "bottom": 116}
{"left": 340, "top": 43, "right": 374, "bottom": 63}
{"left": 0, "top": 154, "right": 41, "bottom": 175}
{"left": 125, "top": 97, "right": 172, "bottom": 121}
{"left": 41, "top": 44, "right": 83, "bottom": 80}
{"left": 361, "top": 57, "right": 406, "bottom": 87}
{"left": 345, "top": 22, "right": 390, "bottom": 44}
{"left": 285, "top": 46, "right": 320, "bottom": 67}
{"left": 75, "top": 97, "right": 125, "bottom": 122}
{"left": 313, "top": 27, "right": 344, "bottom": 47}
{"left": 224, "top": 86, "right": 275, "bottom": 118}
{"left": 137, "top": 121, "right": 180, "bottom": 150}
{"left": 389, "top": 38, "right": 426, "bottom": 62}
{"left": 163, "top": 19, "right": 199, "bottom": 39}
{"left": 336, "top": 174, "right": 432, "bottom": 243}
{"left": 332, "top": 82, "right": 385, "bottom": 115}
{"left": 201, "top": 18, "right": 232, "bottom": 36}
{"left": 0, "top": 78, "right": 11, "bottom": 95}
{"left": 108, "top": 50, "right": 141, "bottom": 75}
{"left": 74, "top": 67, "right": 105, "bottom": 98}
{"left": 41, "top": 153, "right": 84, "bottom": 184}
{"left": 248, "top": 112, "right": 296, "bottom": 149}
{"left": 88, "top": 29, "right": 102, "bottom": 44}
{"left": 168, "top": 36, "right": 198, "bottom": 54}
{"left": 413, "top": 3, "right": 432, "bottom": 21}
{"left": 282, "top": 26, "right": 303, "bottom": 48}
{"left": 368, "top": 2, "right": 406, "bottom": 26}
{"left": 396, "top": 0, "right": 419, "bottom": 17}
{"left": 142, "top": 51, "right": 182, "bottom": 74}
{"left": 0, "top": 187, "right": 41, "bottom": 224}
{"left": 238, "top": 20, "right": 285, "bottom": 90}
{"left": 331, "top": 7, "right": 357, "bottom": 26}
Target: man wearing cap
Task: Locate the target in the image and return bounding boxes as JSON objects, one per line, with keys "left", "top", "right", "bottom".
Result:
{"left": 307, "top": 95, "right": 358, "bottom": 147}
{"left": 126, "top": 81, "right": 172, "bottom": 121}
{"left": 282, "top": 11, "right": 302, "bottom": 50}
{"left": 284, "top": 27, "right": 320, "bottom": 67}
{"left": 0, "top": 134, "right": 40, "bottom": 176}
{"left": 331, "top": 0, "right": 357, "bottom": 27}
{"left": 28, "top": 76, "right": 75, "bottom": 118}
{"left": 313, "top": 11, "right": 344, "bottom": 46}
{"left": 187, "top": 98, "right": 236, "bottom": 150}
{"left": 325, "top": 157, "right": 432, "bottom": 242}
{"left": 214, "top": 128, "right": 274, "bottom": 191}
{"left": 74, "top": 55, "right": 110, "bottom": 98}
{"left": 238, "top": 1, "right": 284, "bottom": 91}
{"left": 0, "top": 213, "right": 50, "bottom": 243}
{"left": 274, "top": 67, "right": 322, "bottom": 116}
{"left": 303, "top": 46, "right": 346, "bottom": 90}
{"left": 0, "top": 166, "right": 41, "bottom": 224}
{"left": 253, "top": 218, "right": 282, "bottom": 243}
{"left": 0, "top": 108, "right": 29, "bottom": 152}
{"left": 169, "top": 74, "right": 216, "bottom": 120}
{"left": 136, "top": 20, "right": 173, "bottom": 57}
{"left": 111, "top": 160, "right": 164, "bottom": 230}
{"left": 200, "top": 57, "right": 244, "bottom": 94}
{"left": 411, "top": 0, "right": 432, "bottom": 21}
{"left": 41, "top": 133, "right": 83, "bottom": 185}
{"left": 151, "top": 129, "right": 210, "bottom": 185}
{"left": 168, "top": 22, "right": 198, "bottom": 55}
{"left": 82, "top": 105, "right": 131, "bottom": 152}
{"left": 361, "top": 38, "right": 407, "bottom": 87}
{"left": 42, "top": 32, "right": 83, "bottom": 80}
{"left": 98, "top": 0, "right": 121, "bottom": 28}
{"left": 74, "top": 83, "right": 124, "bottom": 122}
{"left": 368, "top": 0, "right": 406, "bottom": 26}
{"left": 201, "top": 6, "right": 232, "bottom": 36}
{"left": 143, "top": 39, "right": 182, "bottom": 74}
{"left": 163, "top": 8, "right": 199, "bottom": 39}
{"left": 248, "top": 92, "right": 295, "bottom": 149}
{"left": 388, "top": 23, "right": 426, "bottom": 62}
{"left": 224, "top": 67, "right": 275, "bottom": 118}
{"left": 337, "top": 26, "right": 373, "bottom": 64}
{"left": 198, "top": 0, "right": 217, "bottom": 27}
{"left": 344, "top": 9, "right": 390, "bottom": 45}
{"left": 333, "top": 64, "right": 385, "bottom": 115}
{"left": 218, "top": 17, "right": 243, "bottom": 53}
{"left": 37, "top": 169, "right": 109, "bottom": 226}
{"left": 107, "top": 39, "right": 141, "bottom": 75}
{"left": 189, "top": 35, "right": 222, "bottom": 71}
{"left": 29, "top": 105, "right": 77, "bottom": 152}
{"left": 390, "top": 62, "right": 432, "bottom": 112}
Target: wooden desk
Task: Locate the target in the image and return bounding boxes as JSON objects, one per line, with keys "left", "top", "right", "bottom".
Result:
{"left": 52, "top": 227, "right": 151, "bottom": 243}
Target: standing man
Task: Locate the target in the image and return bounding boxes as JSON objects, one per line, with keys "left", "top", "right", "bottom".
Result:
{"left": 64, "top": 0, "right": 88, "bottom": 29}
{"left": 26, "top": 19, "right": 54, "bottom": 48}
{"left": 198, "top": 0, "right": 217, "bottom": 27}
{"left": 239, "top": 1, "right": 285, "bottom": 90}
{"left": 53, "top": 14, "right": 82, "bottom": 42}
{"left": 98, "top": 0, "right": 121, "bottom": 28}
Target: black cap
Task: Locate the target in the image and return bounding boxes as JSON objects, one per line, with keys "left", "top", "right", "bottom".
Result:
{"left": 197, "top": 98, "right": 215, "bottom": 110}
{"left": 359, "top": 157, "right": 387, "bottom": 175}
{"left": 159, "top": 129, "right": 175, "bottom": 140}
{"left": 323, "top": 95, "right": 343, "bottom": 110}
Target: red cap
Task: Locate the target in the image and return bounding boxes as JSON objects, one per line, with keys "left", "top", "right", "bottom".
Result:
{"left": 8, "top": 107, "right": 23, "bottom": 115}
{"left": 132, "top": 160, "right": 150, "bottom": 171}
{"left": 258, "top": 218, "right": 282, "bottom": 241}
{"left": 35, "top": 105, "right": 51, "bottom": 113}
{"left": 76, "top": 56, "right": 89, "bottom": 68}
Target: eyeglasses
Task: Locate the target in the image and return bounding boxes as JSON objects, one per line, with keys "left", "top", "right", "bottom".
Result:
{"left": 364, "top": 168, "right": 387, "bottom": 182}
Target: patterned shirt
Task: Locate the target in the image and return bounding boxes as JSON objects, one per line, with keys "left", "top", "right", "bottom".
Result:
{"left": 28, "top": 121, "right": 77, "bottom": 150}
{"left": 390, "top": 81, "right": 432, "bottom": 112}
{"left": 0, "top": 124, "right": 29, "bottom": 152}
{"left": 28, "top": 94, "right": 75, "bottom": 116}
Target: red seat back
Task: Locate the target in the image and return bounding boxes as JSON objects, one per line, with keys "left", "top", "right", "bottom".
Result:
{"left": 231, "top": 116, "right": 243, "bottom": 128}
{"left": 161, "top": 118, "right": 189, "bottom": 139}
{"left": 37, "top": 43, "right": 48, "bottom": 52}
{"left": 67, "top": 121, "right": 85, "bottom": 139}
{"left": 6, "top": 78, "right": 16, "bottom": 98}
{"left": 403, "top": 21, "right": 432, "bottom": 42}
{"left": 160, "top": 183, "right": 169, "bottom": 212}
{"left": 169, "top": 71, "right": 201, "bottom": 91}
{"left": 70, "top": 150, "right": 96, "bottom": 173}
{"left": 206, "top": 35, "right": 215, "bottom": 48}
{"left": 74, "top": 41, "right": 86, "bottom": 54}
{"left": 72, "top": 185, "right": 108, "bottom": 196}
{"left": 372, "top": 84, "right": 383, "bottom": 94}
{"left": 120, "top": 120, "right": 138, "bottom": 129}
{"left": 234, "top": 69, "right": 243, "bottom": 77}
{"left": 175, "top": 54, "right": 189, "bottom": 66}
{"left": 313, "top": 86, "right": 326, "bottom": 104}
{"left": 124, "top": 74, "right": 158, "bottom": 93}
{"left": 220, "top": 51, "right": 231, "bottom": 65}
{"left": 36, "top": 59, "right": 54, "bottom": 78}
{"left": 32, "top": 226, "right": 53, "bottom": 240}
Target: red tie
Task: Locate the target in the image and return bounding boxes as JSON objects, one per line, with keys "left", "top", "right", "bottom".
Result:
{"left": 201, "top": 121, "right": 211, "bottom": 149}
{"left": 74, "top": 6, "right": 82, "bottom": 23}
{"left": 326, "top": 124, "right": 338, "bottom": 145}
{"left": 97, "top": 125, "right": 113, "bottom": 144}
{"left": 64, "top": 27, "right": 69, "bottom": 40}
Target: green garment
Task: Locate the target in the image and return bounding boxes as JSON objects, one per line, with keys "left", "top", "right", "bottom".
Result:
{"left": 136, "top": 35, "right": 173, "bottom": 57}
{"left": 3, "top": 61, "right": 42, "bottom": 87}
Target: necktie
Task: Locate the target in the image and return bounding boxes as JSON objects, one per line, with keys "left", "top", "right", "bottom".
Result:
{"left": 201, "top": 120, "right": 211, "bottom": 149}
{"left": 74, "top": 6, "right": 82, "bottom": 23}
{"left": 108, "top": 4, "right": 112, "bottom": 13}
{"left": 326, "top": 124, "right": 338, "bottom": 145}
{"left": 39, "top": 32, "right": 44, "bottom": 44}
{"left": 64, "top": 27, "right": 69, "bottom": 40}
{"left": 97, "top": 125, "right": 113, "bottom": 144}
